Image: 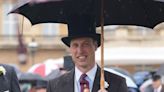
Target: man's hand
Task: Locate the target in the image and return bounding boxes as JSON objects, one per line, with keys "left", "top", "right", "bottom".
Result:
{"left": 98, "top": 89, "right": 108, "bottom": 92}
{"left": 84, "top": 88, "right": 90, "bottom": 92}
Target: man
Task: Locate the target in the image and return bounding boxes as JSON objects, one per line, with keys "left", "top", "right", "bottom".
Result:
{"left": 152, "top": 74, "right": 164, "bottom": 92}
{"left": 47, "top": 14, "right": 128, "bottom": 92}
{"left": 0, "top": 64, "right": 21, "bottom": 92}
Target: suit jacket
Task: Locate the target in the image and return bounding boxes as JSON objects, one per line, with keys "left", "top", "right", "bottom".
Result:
{"left": 161, "top": 85, "right": 164, "bottom": 92}
{"left": 162, "top": 85, "right": 164, "bottom": 92}
{"left": 47, "top": 66, "right": 128, "bottom": 92}
{"left": 0, "top": 64, "right": 21, "bottom": 92}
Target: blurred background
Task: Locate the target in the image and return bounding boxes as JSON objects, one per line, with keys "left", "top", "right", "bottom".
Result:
{"left": 0, "top": 0, "right": 164, "bottom": 92}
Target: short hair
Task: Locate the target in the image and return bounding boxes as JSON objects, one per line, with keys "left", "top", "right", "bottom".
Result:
{"left": 152, "top": 74, "right": 161, "bottom": 81}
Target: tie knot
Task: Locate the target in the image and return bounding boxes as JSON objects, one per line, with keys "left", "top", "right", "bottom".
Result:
{"left": 80, "top": 74, "right": 87, "bottom": 80}
{"left": 80, "top": 74, "right": 89, "bottom": 86}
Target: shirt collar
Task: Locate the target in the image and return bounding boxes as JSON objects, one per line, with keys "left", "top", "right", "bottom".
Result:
{"left": 75, "top": 64, "right": 97, "bottom": 82}
{"left": 157, "top": 85, "right": 162, "bottom": 92}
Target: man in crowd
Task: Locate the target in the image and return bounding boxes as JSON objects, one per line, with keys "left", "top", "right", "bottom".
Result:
{"left": 0, "top": 64, "right": 21, "bottom": 92}
{"left": 152, "top": 74, "right": 164, "bottom": 92}
{"left": 47, "top": 13, "right": 128, "bottom": 92}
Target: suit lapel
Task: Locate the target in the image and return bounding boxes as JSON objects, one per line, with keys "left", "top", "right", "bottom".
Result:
{"left": 65, "top": 67, "right": 102, "bottom": 92}
{"left": 161, "top": 85, "right": 164, "bottom": 92}
{"left": 92, "top": 66, "right": 101, "bottom": 92}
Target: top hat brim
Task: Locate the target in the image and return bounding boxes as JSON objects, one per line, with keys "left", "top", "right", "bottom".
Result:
{"left": 61, "top": 34, "right": 101, "bottom": 47}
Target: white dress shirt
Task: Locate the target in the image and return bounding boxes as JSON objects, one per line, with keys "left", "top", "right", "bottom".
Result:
{"left": 74, "top": 64, "right": 97, "bottom": 92}
{"left": 154, "top": 85, "right": 162, "bottom": 92}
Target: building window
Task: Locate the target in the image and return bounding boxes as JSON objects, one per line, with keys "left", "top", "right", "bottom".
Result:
{"left": 2, "top": 2, "right": 18, "bottom": 41}
{"left": 42, "top": 24, "right": 60, "bottom": 39}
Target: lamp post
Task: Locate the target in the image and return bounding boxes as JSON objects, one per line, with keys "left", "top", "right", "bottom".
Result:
{"left": 28, "top": 38, "right": 38, "bottom": 65}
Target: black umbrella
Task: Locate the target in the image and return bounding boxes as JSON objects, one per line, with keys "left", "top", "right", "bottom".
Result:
{"left": 9, "top": 0, "right": 164, "bottom": 28}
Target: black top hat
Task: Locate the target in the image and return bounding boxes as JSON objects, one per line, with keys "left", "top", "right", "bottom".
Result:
{"left": 61, "top": 13, "right": 101, "bottom": 47}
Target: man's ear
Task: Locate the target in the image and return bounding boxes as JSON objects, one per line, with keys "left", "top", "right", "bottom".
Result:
{"left": 94, "top": 41, "right": 98, "bottom": 51}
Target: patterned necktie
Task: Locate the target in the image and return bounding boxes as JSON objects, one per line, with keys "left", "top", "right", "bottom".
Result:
{"left": 80, "top": 74, "right": 89, "bottom": 92}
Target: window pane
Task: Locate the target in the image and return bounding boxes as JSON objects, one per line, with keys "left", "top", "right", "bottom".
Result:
{"left": 42, "top": 24, "right": 60, "bottom": 41}
{"left": 2, "top": 2, "right": 18, "bottom": 36}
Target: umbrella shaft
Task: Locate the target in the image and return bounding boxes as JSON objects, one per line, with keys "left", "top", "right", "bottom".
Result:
{"left": 100, "top": 0, "right": 105, "bottom": 90}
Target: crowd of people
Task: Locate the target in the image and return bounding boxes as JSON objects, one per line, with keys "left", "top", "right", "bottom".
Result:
{"left": 1, "top": 63, "right": 164, "bottom": 92}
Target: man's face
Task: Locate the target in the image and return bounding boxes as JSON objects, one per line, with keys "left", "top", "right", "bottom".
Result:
{"left": 152, "top": 80, "right": 162, "bottom": 89}
{"left": 70, "top": 37, "right": 97, "bottom": 70}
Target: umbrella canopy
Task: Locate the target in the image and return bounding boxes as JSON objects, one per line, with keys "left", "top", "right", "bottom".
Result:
{"left": 104, "top": 67, "right": 137, "bottom": 88}
{"left": 28, "top": 62, "right": 59, "bottom": 77}
{"left": 44, "top": 69, "right": 62, "bottom": 80}
{"left": 94, "top": 0, "right": 164, "bottom": 28}
{"left": 43, "top": 56, "right": 74, "bottom": 71}
{"left": 9, "top": 0, "right": 164, "bottom": 28}
{"left": 133, "top": 71, "right": 151, "bottom": 87}
{"left": 10, "top": 0, "right": 91, "bottom": 25}
{"left": 18, "top": 73, "right": 43, "bottom": 84}
{"left": 43, "top": 58, "right": 63, "bottom": 67}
